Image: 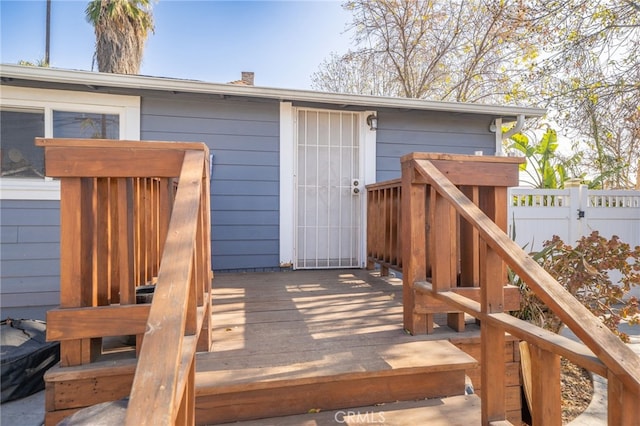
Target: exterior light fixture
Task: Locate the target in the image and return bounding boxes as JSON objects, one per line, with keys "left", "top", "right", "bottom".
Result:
{"left": 366, "top": 114, "right": 378, "bottom": 131}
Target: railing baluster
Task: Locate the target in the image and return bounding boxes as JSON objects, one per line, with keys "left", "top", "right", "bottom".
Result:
{"left": 195, "top": 190, "right": 205, "bottom": 306}
{"left": 430, "top": 187, "right": 457, "bottom": 291}
{"left": 185, "top": 247, "right": 198, "bottom": 336}
{"left": 366, "top": 189, "right": 375, "bottom": 270}
{"left": 393, "top": 186, "right": 401, "bottom": 268}
{"left": 144, "top": 178, "right": 153, "bottom": 284}
{"left": 109, "top": 179, "right": 120, "bottom": 304}
{"left": 383, "top": 188, "right": 389, "bottom": 266}
{"left": 96, "top": 178, "right": 110, "bottom": 307}
{"left": 116, "top": 178, "right": 136, "bottom": 305}
{"left": 197, "top": 169, "right": 213, "bottom": 352}
{"left": 133, "top": 178, "right": 141, "bottom": 286}
{"left": 150, "top": 178, "right": 158, "bottom": 279}
{"left": 460, "top": 185, "right": 480, "bottom": 288}
{"left": 83, "top": 177, "right": 102, "bottom": 363}
{"left": 430, "top": 187, "right": 464, "bottom": 331}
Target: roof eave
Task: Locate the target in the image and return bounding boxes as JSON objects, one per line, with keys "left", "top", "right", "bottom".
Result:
{"left": 0, "top": 64, "right": 546, "bottom": 118}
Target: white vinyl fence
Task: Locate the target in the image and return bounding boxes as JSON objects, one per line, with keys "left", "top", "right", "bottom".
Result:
{"left": 508, "top": 186, "right": 640, "bottom": 252}
{"left": 508, "top": 186, "right": 640, "bottom": 299}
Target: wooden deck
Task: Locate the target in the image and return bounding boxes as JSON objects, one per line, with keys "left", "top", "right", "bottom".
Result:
{"left": 195, "top": 269, "right": 485, "bottom": 424}
{"left": 205, "top": 268, "right": 479, "bottom": 355}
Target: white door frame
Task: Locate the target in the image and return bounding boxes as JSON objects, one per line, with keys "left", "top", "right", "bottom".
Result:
{"left": 279, "top": 102, "right": 376, "bottom": 269}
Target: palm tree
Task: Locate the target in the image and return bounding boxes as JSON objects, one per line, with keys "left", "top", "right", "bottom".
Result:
{"left": 85, "top": 0, "right": 154, "bottom": 74}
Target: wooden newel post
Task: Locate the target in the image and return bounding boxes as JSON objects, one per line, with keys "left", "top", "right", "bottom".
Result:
{"left": 480, "top": 240, "right": 507, "bottom": 424}
{"left": 401, "top": 160, "right": 428, "bottom": 334}
{"left": 608, "top": 373, "right": 640, "bottom": 426}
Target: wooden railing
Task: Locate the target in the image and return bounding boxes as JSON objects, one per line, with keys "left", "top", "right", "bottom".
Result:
{"left": 371, "top": 153, "right": 640, "bottom": 425}
{"left": 366, "top": 179, "right": 402, "bottom": 275}
{"left": 366, "top": 156, "right": 521, "bottom": 333}
{"left": 41, "top": 138, "right": 212, "bottom": 425}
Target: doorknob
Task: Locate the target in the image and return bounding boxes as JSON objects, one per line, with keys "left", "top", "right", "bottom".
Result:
{"left": 351, "top": 179, "right": 361, "bottom": 195}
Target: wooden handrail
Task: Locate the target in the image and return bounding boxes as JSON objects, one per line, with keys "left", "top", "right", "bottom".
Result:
{"left": 414, "top": 281, "right": 607, "bottom": 377}
{"left": 413, "top": 158, "right": 640, "bottom": 390}
{"left": 125, "top": 150, "right": 206, "bottom": 425}
{"left": 392, "top": 154, "right": 640, "bottom": 424}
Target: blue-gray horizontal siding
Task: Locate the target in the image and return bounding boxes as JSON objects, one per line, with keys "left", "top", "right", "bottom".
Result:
{"left": 141, "top": 95, "right": 280, "bottom": 271}
{"left": 375, "top": 110, "right": 496, "bottom": 181}
{"left": 0, "top": 199, "right": 60, "bottom": 320}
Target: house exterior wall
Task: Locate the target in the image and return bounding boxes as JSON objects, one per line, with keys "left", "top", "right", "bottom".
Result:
{"left": 140, "top": 95, "right": 281, "bottom": 272}
{"left": 375, "top": 109, "right": 496, "bottom": 181}
{"left": 139, "top": 96, "right": 498, "bottom": 272}
{"left": 0, "top": 200, "right": 60, "bottom": 320}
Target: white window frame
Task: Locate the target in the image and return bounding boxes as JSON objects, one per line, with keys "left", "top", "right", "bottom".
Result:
{"left": 0, "top": 86, "right": 140, "bottom": 200}
{"left": 278, "top": 102, "right": 376, "bottom": 268}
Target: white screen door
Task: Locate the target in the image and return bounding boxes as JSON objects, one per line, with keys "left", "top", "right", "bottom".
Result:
{"left": 295, "top": 109, "right": 361, "bottom": 269}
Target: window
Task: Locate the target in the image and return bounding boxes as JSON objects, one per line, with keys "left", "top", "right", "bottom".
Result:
{"left": 0, "top": 86, "right": 140, "bottom": 200}
{"left": 53, "top": 111, "right": 119, "bottom": 139}
{"left": 1, "top": 109, "right": 45, "bottom": 178}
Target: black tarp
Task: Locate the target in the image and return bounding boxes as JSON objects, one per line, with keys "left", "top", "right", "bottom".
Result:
{"left": 1, "top": 319, "right": 60, "bottom": 403}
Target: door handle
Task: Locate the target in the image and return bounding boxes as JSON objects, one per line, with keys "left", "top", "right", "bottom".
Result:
{"left": 351, "top": 179, "right": 361, "bottom": 195}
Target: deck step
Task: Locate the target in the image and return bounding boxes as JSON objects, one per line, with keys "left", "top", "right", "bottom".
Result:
{"left": 194, "top": 339, "right": 478, "bottom": 425}
{"left": 215, "top": 394, "right": 482, "bottom": 426}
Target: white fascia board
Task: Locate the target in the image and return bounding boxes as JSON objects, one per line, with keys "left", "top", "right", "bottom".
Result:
{"left": 0, "top": 64, "right": 546, "bottom": 119}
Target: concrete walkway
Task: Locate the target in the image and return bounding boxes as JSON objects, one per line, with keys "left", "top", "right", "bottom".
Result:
{"left": 565, "top": 319, "right": 640, "bottom": 426}
{"left": 1, "top": 389, "right": 45, "bottom": 426}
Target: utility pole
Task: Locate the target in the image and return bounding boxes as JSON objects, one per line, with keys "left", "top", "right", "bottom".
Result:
{"left": 45, "top": 0, "right": 51, "bottom": 65}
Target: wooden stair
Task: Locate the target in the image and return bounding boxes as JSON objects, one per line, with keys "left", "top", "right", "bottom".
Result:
{"left": 44, "top": 339, "right": 478, "bottom": 425}
{"left": 215, "top": 394, "right": 482, "bottom": 426}
{"left": 194, "top": 339, "right": 478, "bottom": 425}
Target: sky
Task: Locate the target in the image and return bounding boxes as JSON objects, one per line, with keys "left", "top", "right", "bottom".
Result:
{"left": 0, "top": 0, "right": 354, "bottom": 90}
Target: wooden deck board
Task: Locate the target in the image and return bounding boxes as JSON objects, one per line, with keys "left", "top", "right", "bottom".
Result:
{"left": 197, "top": 340, "right": 477, "bottom": 389}
{"left": 200, "top": 269, "right": 480, "bottom": 368}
